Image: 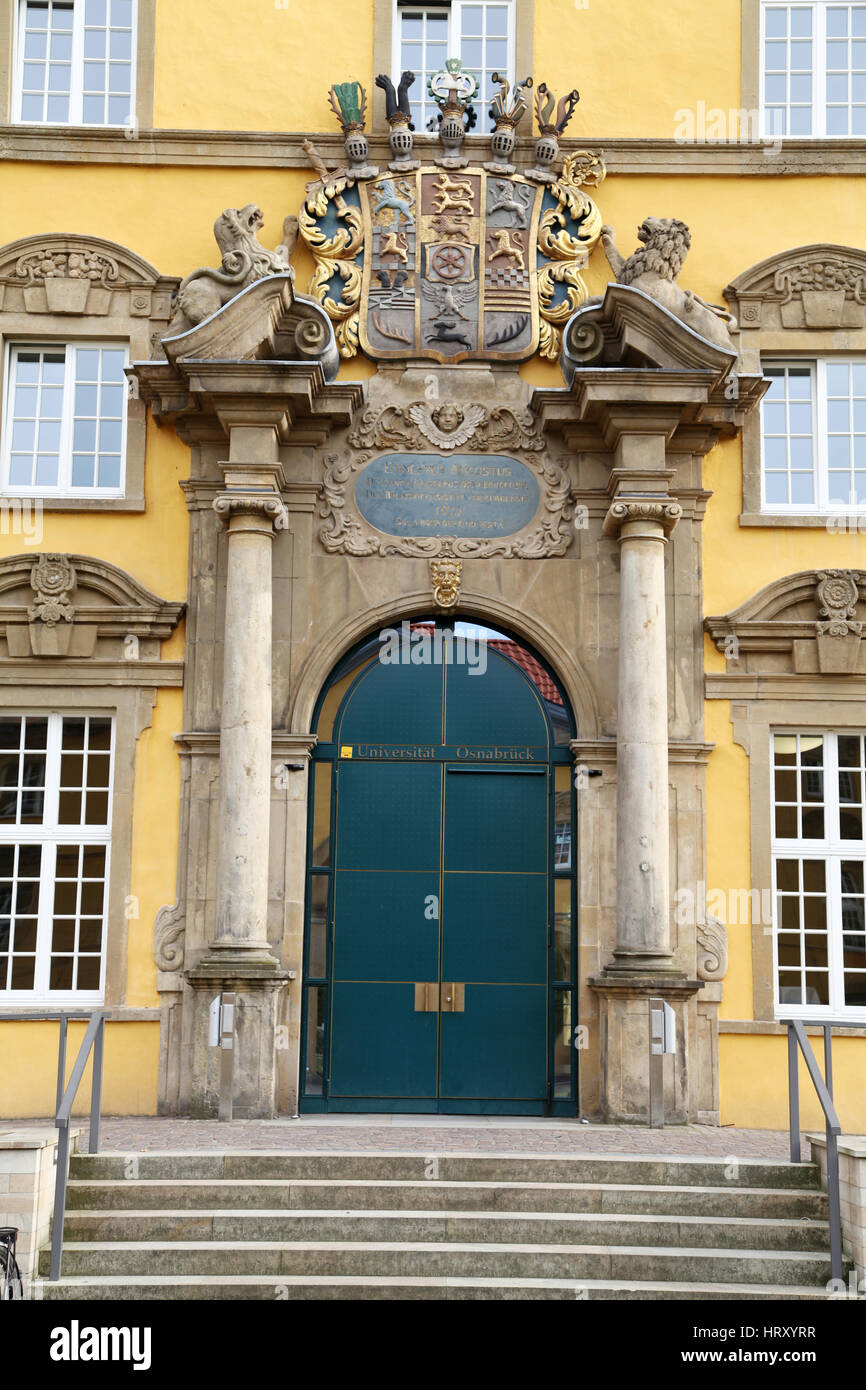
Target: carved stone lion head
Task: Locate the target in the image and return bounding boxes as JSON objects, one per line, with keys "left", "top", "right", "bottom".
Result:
{"left": 622, "top": 217, "right": 692, "bottom": 285}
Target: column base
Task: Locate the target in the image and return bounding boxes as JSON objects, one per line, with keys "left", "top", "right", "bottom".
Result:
{"left": 186, "top": 962, "right": 290, "bottom": 1118}
{"left": 588, "top": 973, "right": 702, "bottom": 1125}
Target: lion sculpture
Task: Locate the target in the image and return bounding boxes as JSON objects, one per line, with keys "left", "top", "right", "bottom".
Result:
{"left": 599, "top": 216, "right": 737, "bottom": 352}
{"left": 164, "top": 204, "right": 298, "bottom": 337}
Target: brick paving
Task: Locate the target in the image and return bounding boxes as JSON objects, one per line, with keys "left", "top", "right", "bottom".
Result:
{"left": 11, "top": 1116, "right": 808, "bottom": 1159}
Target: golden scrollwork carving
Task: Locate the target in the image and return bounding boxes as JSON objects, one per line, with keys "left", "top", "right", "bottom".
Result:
{"left": 297, "top": 143, "right": 365, "bottom": 358}
{"left": 537, "top": 152, "right": 606, "bottom": 360}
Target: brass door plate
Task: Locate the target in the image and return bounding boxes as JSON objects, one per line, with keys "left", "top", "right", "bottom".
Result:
{"left": 414, "top": 982, "right": 439, "bottom": 1011}
{"left": 441, "top": 983, "right": 465, "bottom": 1012}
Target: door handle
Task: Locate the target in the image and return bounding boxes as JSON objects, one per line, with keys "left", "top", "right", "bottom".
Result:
{"left": 440, "top": 983, "right": 465, "bottom": 1012}
{"left": 414, "top": 983, "right": 465, "bottom": 1011}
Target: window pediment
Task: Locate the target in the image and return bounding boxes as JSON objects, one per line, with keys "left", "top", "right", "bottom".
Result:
{"left": 0, "top": 233, "right": 176, "bottom": 320}
{"left": 0, "top": 551, "right": 184, "bottom": 659}
{"left": 706, "top": 568, "right": 865, "bottom": 675}
{"left": 725, "top": 244, "right": 866, "bottom": 332}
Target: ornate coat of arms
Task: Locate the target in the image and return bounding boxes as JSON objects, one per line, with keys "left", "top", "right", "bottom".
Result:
{"left": 298, "top": 74, "right": 605, "bottom": 365}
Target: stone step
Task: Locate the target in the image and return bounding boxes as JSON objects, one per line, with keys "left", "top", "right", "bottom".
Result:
{"left": 38, "top": 1248, "right": 837, "bottom": 1296}
{"left": 59, "top": 1207, "right": 831, "bottom": 1253}
{"left": 68, "top": 1151, "right": 821, "bottom": 1190}
{"left": 63, "top": 1177, "right": 828, "bottom": 1219}
{"left": 40, "top": 1237, "right": 838, "bottom": 1284}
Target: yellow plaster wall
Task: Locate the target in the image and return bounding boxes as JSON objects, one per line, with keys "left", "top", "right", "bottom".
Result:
{"left": 0, "top": 1021, "right": 159, "bottom": 1116}
{"left": 153, "top": 0, "right": 375, "bottom": 132}
{"left": 535, "top": 0, "right": 742, "bottom": 139}
{"left": 721, "top": 1033, "right": 866, "bottom": 1133}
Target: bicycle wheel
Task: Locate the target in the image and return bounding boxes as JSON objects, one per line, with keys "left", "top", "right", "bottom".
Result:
{"left": 0, "top": 1231, "right": 24, "bottom": 1300}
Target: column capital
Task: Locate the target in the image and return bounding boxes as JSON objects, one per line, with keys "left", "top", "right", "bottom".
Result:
{"left": 213, "top": 492, "right": 289, "bottom": 534}
{"left": 602, "top": 496, "right": 683, "bottom": 540}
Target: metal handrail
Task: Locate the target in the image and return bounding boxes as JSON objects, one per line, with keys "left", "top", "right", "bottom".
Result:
{"left": 0, "top": 1009, "right": 108, "bottom": 1282}
{"left": 786, "top": 1020, "right": 843, "bottom": 1283}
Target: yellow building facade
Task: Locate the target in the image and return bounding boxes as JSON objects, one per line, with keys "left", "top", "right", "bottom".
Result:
{"left": 0, "top": 0, "right": 863, "bottom": 1131}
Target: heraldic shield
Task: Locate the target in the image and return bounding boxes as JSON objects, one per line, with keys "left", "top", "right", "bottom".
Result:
{"left": 298, "top": 143, "right": 606, "bottom": 365}
{"left": 359, "top": 167, "right": 543, "bottom": 363}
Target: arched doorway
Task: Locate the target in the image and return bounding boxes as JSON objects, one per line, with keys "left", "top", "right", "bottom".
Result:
{"left": 300, "top": 619, "right": 577, "bottom": 1114}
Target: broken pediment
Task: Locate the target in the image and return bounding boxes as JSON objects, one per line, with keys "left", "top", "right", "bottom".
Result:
{"left": 724, "top": 244, "right": 866, "bottom": 331}
{"left": 0, "top": 553, "right": 184, "bottom": 660}
{"left": 706, "top": 569, "right": 866, "bottom": 676}
{"left": 562, "top": 284, "right": 739, "bottom": 381}
{"left": 157, "top": 274, "right": 339, "bottom": 377}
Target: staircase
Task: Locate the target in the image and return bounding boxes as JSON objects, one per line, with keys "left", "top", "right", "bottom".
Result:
{"left": 40, "top": 1150, "right": 842, "bottom": 1300}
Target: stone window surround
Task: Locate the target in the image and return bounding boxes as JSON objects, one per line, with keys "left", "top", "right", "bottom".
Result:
{"left": 0, "top": 0, "right": 155, "bottom": 129}
{"left": 724, "top": 243, "right": 866, "bottom": 529}
{"left": 0, "top": 682, "right": 157, "bottom": 1012}
{"left": 738, "top": 339, "right": 866, "bottom": 527}
{"left": 0, "top": 232, "right": 178, "bottom": 511}
{"left": 720, "top": 692, "right": 866, "bottom": 1023}
{"left": 372, "top": 0, "right": 534, "bottom": 128}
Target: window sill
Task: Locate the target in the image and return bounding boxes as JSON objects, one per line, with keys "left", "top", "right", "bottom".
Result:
{"left": 739, "top": 510, "right": 864, "bottom": 528}
{"left": 0, "top": 495, "right": 144, "bottom": 512}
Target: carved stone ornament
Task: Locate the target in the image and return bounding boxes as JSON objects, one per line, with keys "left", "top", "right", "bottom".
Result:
{"left": 431, "top": 557, "right": 462, "bottom": 608}
{"left": 154, "top": 900, "right": 185, "bottom": 973}
{"left": 705, "top": 568, "right": 866, "bottom": 678}
{"left": 603, "top": 499, "right": 683, "bottom": 538}
{"left": 212, "top": 495, "right": 289, "bottom": 530}
{"left": 28, "top": 554, "right": 76, "bottom": 627}
{"left": 724, "top": 245, "right": 866, "bottom": 332}
{"left": 348, "top": 400, "right": 544, "bottom": 453}
{"left": 816, "top": 569, "right": 861, "bottom": 637}
{"left": 816, "top": 569, "right": 862, "bottom": 673}
{"left": 318, "top": 447, "right": 574, "bottom": 558}
{"left": 298, "top": 148, "right": 605, "bottom": 362}
{"left": 596, "top": 218, "right": 738, "bottom": 354}
{"left": 696, "top": 915, "right": 728, "bottom": 982}
{"left": 165, "top": 205, "right": 298, "bottom": 337}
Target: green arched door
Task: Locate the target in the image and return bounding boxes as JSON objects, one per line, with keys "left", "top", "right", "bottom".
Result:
{"left": 301, "top": 623, "right": 577, "bottom": 1115}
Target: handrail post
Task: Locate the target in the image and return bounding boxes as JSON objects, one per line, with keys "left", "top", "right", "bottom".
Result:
{"left": 826, "top": 1130, "right": 843, "bottom": 1284}
{"left": 89, "top": 1014, "right": 104, "bottom": 1154}
{"left": 55, "top": 1013, "right": 68, "bottom": 1116}
{"left": 787, "top": 1023, "right": 800, "bottom": 1162}
{"left": 49, "top": 1123, "right": 69, "bottom": 1282}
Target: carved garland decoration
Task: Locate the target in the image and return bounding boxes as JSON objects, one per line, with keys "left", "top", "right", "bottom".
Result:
{"left": 14, "top": 248, "right": 121, "bottom": 288}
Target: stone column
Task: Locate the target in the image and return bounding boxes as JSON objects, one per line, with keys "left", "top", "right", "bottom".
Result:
{"left": 210, "top": 488, "right": 287, "bottom": 960}
{"left": 602, "top": 496, "right": 682, "bottom": 972}
{"left": 187, "top": 458, "right": 290, "bottom": 1118}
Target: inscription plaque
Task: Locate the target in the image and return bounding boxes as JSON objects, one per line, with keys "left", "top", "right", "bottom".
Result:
{"left": 354, "top": 453, "right": 540, "bottom": 539}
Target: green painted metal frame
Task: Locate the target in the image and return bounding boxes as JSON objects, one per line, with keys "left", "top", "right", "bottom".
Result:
{"left": 299, "top": 621, "right": 578, "bottom": 1115}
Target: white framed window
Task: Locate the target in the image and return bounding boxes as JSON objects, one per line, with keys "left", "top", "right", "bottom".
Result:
{"left": 2, "top": 342, "right": 128, "bottom": 497}
{"left": 772, "top": 732, "right": 866, "bottom": 1020}
{"left": 393, "top": 0, "right": 515, "bottom": 132}
{"left": 0, "top": 713, "right": 114, "bottom": 1006}
{"left": 14, "top": 0, "right": 137, "bottom": 127}
{"left": 761, "top": 2, "right": 866, "bottom": 136}
{"left": 760, "top": 358, "right": 866, "bottom": 512}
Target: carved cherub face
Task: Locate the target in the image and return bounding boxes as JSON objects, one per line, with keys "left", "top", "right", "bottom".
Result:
{"left": 432, "top": 403, "right": 463, "bottom": 433}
